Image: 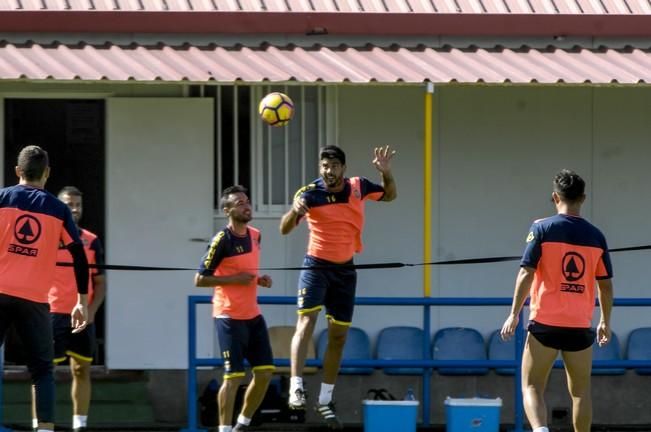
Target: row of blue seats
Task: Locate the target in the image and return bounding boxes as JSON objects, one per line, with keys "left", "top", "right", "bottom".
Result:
{"left": 318, "top": 326, "right": 651, "bottom": 376}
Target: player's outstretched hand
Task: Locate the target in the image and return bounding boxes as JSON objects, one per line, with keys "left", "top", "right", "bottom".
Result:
{"left": 71, "top": 303, "right": 88, "bottom": 334}
{"left": 258, "top": 274, "right": 273, "bottom": 288}
{"left": 372, "top": 145, "right": 396, "bottom": 174}
{"left": 500, "top": 314, "right": 519, "bottom": 341}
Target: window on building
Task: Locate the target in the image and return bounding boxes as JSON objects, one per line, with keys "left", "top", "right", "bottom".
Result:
{"left": 205, "top": 84, "right": 335, "bottom": 216}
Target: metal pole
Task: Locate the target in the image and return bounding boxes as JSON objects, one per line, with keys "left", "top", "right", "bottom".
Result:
{"left": 513, "top": 310, "right": 525, "bottom": 432}
{"left": 422, "top": 82, "right": 434, "bottom": 427}
{"left": 181, "top": 297, "right": 206, "bottom": 432}
{"left": 423, "top": 82, "right": 434, "bottom": 297}
{"left": 422, "top": 304, "right": 432, "bottom": 426}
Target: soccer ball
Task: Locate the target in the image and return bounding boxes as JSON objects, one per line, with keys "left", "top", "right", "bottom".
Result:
{"left": 258, "top": 92, "right": 294, "bottom": 127}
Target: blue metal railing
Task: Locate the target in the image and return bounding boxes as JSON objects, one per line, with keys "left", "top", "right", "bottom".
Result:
{"left": 181, "top": 295, "right": 651, "bottom": 432}
{"left": 183, "top": 295, "right": 525, "bottom": 432}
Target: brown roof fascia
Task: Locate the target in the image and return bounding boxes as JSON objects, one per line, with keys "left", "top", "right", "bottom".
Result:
{"left": 1, "top": 11, "right": 651, "bottom": 37}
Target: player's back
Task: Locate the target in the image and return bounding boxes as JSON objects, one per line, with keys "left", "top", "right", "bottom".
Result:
{"left": 529, "top": 213, "right": 611, "bottom": 328}
{"left": 0, "top": 185, "right": 77, "bottom": 303}
{"left": 537, "top": 214, "right": 605, "bottom": 247}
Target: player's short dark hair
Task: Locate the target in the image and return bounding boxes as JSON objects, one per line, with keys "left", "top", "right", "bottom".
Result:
{"left": 17, "top": 145, "right": 49, "bottom": 181}
{"left": 220, "top": 185, "right": 248, "bottom": 209}
{"left": 553, "top": 169, "right": 585, "bottom": 203}
{"left": 320, "top": 145, "right": 346, "bottom": 165}
{"left": 58, "top": 186, "right": 83, "bottom": 198}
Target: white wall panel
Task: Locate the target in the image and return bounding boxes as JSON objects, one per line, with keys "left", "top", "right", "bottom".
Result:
{"left": 106, "top": 98, "right": 214, "bottom": 369}
{"left": 592, "top": 87, "right": 651, "bottom": 334}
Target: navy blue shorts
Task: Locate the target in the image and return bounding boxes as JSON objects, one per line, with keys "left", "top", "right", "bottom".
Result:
{"left": 52, "top": 313, "right": 96, "bottom": 363}
{"left": 528, "top": 320, "right": 595, "bottom": 352}
{"left": 297, "top": 255, "right": 357, "bottom": 324}
{"left": 0, "top": 294, "right": 55, "bottom": 422}
{"left": 214, "top": 315, "right": 274, "bottom": 379}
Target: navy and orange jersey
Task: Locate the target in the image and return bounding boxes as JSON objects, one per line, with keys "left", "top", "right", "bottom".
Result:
{"left": 521, "top": 213, "right": 613, "bottom": 328}
{"left": 198, "top": 226, "right": 261, "bottom": 320}
{"left": 294, "top": 177, "right": 385, "bottom": 263}
{"left": 0, "top": 184, "right": 82, "bottom": 303}
{"left": 50, "top": 228, "right": 104, "bottom": 314}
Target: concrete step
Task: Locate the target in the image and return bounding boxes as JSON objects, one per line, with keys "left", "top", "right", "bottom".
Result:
{"left": 2, "top": 367, "right": 155, "bottom": 426}
{"left": 3, "top": 401, "right": 155, "bottom": 426}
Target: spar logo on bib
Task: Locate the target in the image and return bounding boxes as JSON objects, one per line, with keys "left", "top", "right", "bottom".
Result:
{"left": 8, "top": 214, "right": 42, "bottom": 257}
{"left": 560, "top": 252, "right": 585, "bottom": 293}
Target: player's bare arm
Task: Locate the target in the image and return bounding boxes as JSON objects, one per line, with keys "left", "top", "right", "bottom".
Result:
{"left": 71, "top": 294, "right": 89, "bottom": 333}
{"left": 500, "top": 266, "right": 535, "bottom": 341}
{"left": 597, "top": 278, "right": 613, "bottom": 346}
{"left": 194, "top": 272, "right": 257, "bottom": 287}
{"left": 279, "top": 197, "right": 308, "bottom": 235}
{"left": 372, "top": 145, "right": 397, "bottom": 201}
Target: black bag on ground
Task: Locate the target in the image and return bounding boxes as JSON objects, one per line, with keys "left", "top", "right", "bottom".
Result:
{"left": 233, "top": 375, "right": 305, "bottom": 425}
{"left": 199, "top": 378, "right": 219, "bottom": 427}
{"left": 366, "top": 388, "right": 398, "bottom": 401}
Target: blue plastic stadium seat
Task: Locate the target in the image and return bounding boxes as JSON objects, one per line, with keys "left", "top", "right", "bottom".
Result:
{"left": 626, "top": 327, "right": 651, "bottom": 375}
{"left": 268, "top": 325, "right": 318, "bottom": 375}
{"left": 488, "top": 329, "right": 516, "bottom": 375}
{"left": 317, "top": 327, "right": 374, "bottom": 375}
{"left": 592, "top": 331, "right": 625, "bottom": 375}
{"left": 432, "top": 327, "right": 488, "bottom": 375}
{"left": 376, "top": 326, "right": 427, "bottom": 375}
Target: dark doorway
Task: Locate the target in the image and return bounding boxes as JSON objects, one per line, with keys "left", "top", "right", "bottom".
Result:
{"left": 4, "top": 99, "right": 106, "bottom": 364}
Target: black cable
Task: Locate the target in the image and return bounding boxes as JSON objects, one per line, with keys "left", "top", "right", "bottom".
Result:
{"left": 55, "top": 242, "right": 650, "bottom": 272}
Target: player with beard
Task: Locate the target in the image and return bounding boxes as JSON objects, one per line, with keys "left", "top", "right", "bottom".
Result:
{"left": 194, "top": 185, "right": 274, "bottom": 432}
{"left": 279, "top": 145, "right": 397, "bottom": 429}
{"left": 44, "top": 186, "right": 106, "bottom": 432}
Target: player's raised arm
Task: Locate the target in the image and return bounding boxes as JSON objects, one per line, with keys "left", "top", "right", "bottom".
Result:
{"left": 195, "top": 272, "right": 256, "bottom": 287}
{"left": 372, "top": 145, "right": 397, "bottom": 201}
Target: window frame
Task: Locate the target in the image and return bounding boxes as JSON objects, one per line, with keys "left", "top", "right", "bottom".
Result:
{"left": 251, "top": 84, "right": 338, "bottom": 217}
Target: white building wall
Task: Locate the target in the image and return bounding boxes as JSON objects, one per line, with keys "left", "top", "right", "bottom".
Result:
{"left": 592, "top": 87, "right": 651, "bottom": 337}
{"left": 336, "top": 86, "right": 427, "bottom": 333}
{"left": 260, "top": 84, "right": 651, "bottom": 351}
{"left": 2, "top": 82, "right": 651, "bottom": 367}
{"left": 435, "top": 86, "right": 595, "bottom": 334}
{"left": 434, "top": 86, "right": 651, "bottom": 340}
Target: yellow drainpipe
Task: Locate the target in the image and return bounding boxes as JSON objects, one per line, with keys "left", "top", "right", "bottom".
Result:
{"left": 424, "top": 82, "right": 434, "bottom": 297}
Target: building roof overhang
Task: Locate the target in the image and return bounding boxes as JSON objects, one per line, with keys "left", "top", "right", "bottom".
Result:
{"left": 1, "top": 41, "right": 651, "bottom": 85}
{"left": 1, "top": 11, "right": 651, "bottom": 37}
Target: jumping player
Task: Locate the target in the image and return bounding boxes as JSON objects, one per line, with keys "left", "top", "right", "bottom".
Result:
{"left": 279, "top": 145, "right": 397, "bottom": 429}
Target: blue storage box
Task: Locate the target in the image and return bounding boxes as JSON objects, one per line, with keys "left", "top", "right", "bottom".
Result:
{"left": 444, "top": 397, "right": 502, "bottom": 432}
{"left": 363, "top": 400, "right": 419, "bottom": 432}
